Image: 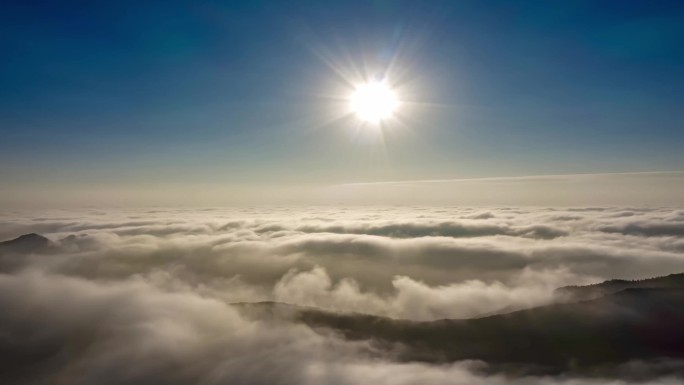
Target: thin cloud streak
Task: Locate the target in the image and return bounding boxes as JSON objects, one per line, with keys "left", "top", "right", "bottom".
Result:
{"left": 337, "top": 171, "right": 684, "bottom": 186}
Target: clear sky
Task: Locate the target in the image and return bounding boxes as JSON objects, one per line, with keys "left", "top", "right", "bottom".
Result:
{"left": 1, "top": 0, "right": 683, "bottom": 206}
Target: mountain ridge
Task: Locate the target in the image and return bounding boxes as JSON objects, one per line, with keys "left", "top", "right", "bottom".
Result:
{"left": 234, "top": 274, "right": 684, "bottom": 377}
{"left": 556, "top": 272, "right": 684, "bottom": 301}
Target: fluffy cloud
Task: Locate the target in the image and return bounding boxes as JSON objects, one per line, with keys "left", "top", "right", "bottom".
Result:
{"left": 2, "top": 206, "right": 684, "bottom": 314}
{"left": 1, "top": 206, "right": 684, "bottom": 383}
{"left": 0, "top": 270, "right": 681, "bottom": 384}
{"left": 274, "top": 266, "right": 584, "bottom": 320}
{"left": 0, "top": 271, "right": 368, "bottom": 385}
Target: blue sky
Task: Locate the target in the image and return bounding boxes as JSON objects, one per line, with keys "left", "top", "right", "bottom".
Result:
{"left": 1, "top": 0, "right": 683, "bottom": 205}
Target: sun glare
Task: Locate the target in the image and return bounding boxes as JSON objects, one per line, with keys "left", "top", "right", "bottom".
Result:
{"left": 350, "top": 81, "right": 399, "bottom": 123}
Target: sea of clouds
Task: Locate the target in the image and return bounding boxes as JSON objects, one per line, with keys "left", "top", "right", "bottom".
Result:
{"left": 1, "top": 206, "right": 684, "bottom": 384}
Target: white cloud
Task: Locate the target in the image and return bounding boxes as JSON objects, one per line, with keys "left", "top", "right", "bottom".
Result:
{"left": 0, "top": 270, "right": 680, "bottom": 385}
{"left": 2, "top": 206, "right": 684, "bottom": 383}
{"left": 274, "top": 266, "right": 585, "bottom": 320}
{"left": 3, "top": 206, "right": 684, "bottom": 317}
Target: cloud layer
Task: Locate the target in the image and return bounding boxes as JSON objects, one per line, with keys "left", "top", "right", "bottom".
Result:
{"left": 1, "top": 206, "right": 684, "bottom": 383}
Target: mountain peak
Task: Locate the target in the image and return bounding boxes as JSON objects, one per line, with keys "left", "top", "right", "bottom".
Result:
{"left": 0, "top": 233, "right": 50, "bottom": 254}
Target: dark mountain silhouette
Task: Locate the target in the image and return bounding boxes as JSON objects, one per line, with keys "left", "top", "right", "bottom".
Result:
{"left": 471, "top": 303, "right": 527, "bottom": 318}
{"left": 295, "top": 289, "right": 684, "bottom": 374}
{"left": 556, "top": 273, "right": 684, "bottom": 301}
{"left": 0, "top": 233, "right": 50, "bottom": 254}
{"left": 235, "top": 274, "right": 684, "bottom": 377}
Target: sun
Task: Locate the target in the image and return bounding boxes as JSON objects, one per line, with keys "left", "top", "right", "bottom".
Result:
{"left": 350, "top": 81, "right": 399, "bottom": 123}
